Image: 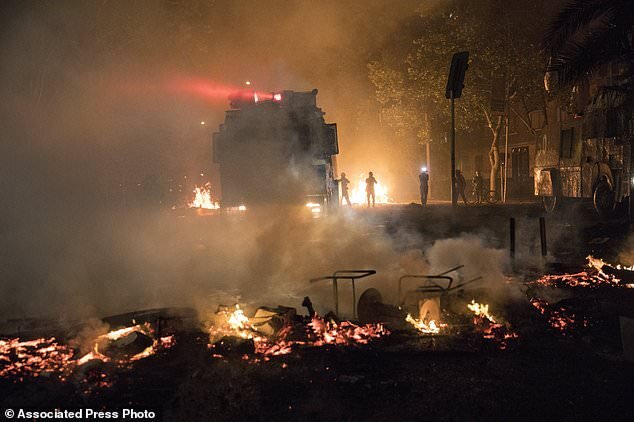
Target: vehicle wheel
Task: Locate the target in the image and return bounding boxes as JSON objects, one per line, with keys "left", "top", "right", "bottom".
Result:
{"left": 542, "top": 195, "right": 557, "bottom": 212}
{"left": 593, "top": 180, "right": 615, "bottom": 218}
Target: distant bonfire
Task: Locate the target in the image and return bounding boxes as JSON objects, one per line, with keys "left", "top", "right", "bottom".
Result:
{"left": 188, "top": 183, "right": 220, "bottom": 210}
{"left": 349, "top": 174, "right": 391, "bottom": 205}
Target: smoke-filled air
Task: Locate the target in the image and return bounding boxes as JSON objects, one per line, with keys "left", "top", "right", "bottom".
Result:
{"left": 3, "top": 1, "right": 634, "bottom": 419}
{"left": 0, "top": 0, "right": 462, "bottom": 320}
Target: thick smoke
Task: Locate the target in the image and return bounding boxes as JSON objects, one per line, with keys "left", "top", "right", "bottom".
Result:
{"left": 0, "top": 203, "right": 511, "bottom": 321}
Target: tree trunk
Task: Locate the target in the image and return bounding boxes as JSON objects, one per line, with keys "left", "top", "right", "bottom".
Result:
{"left": 488, "top": 115, "right": 503, "bottom": 193}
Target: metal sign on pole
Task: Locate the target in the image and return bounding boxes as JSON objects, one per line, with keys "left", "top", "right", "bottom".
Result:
{"left": 445, "top": 51, "right": 469, "bottom": 208}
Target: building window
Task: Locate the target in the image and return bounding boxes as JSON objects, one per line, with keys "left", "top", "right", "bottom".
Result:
{"left": 511, "top": 147, "right": 530, "bottom": 179}
{"left": 560, "top": 128, "right": 574, "bottom": 158}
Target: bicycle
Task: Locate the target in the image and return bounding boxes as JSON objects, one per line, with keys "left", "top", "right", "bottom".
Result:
{"left": 466, "top": 187, "right": 499, "bottom": 205}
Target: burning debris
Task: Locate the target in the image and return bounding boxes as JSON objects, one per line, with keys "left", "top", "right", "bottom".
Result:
{"left": 467, "top": 300, "right": 518, "bottom": 349}
{"left": 533, "top": 256, "right": 634, "bottom": 289}
{"left": 523, "top": 255, "right": 634, "bottom": 349}
{"left": 0, "top": 313, "right": 179, "bottom": 385}
{"left": 76, "top": 323, "right": 175, "bottom": 366}
{"left": 1, "top": 275, "right": 528, "bottom": 394}
{"left": 208, "top": 304, "right": 389, "bottom": 359}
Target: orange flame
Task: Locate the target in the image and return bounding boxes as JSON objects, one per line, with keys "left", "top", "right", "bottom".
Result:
{"left": 188, "top": 183, "right": 220, "bottom": 209}
{"left": 405, "top": 314, "right": 443, "bottom": 334}
{"left": 349, "top": 174, "right": 391, "bottom": 205}
{"left": 467, "top": 300, "right": 517, "bottom": 348}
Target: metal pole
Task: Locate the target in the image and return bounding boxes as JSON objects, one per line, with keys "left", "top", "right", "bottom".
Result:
{"left": 426, "top": 142, "right": 431, "bottom": 199}
{"left": 333, "top": 278, "right": 339, "bottom": 316}
{"left": 351, "top": 279, "right": 356, "bottom": 320}
{"left": 509, "top": 218, "right": 516, "bottom": 259}
{"left": 504, "top": 113, "right": 509, "bottom": 203}
{"left": 451, "top": 91, "right": 456, "bottom": 208}
{"left": 539, "top": 217, "right": 547, "bottom": 257}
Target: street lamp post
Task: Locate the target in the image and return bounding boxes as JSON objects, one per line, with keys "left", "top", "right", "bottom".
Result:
{"left": 445, "top": 51, "right": 469, "bottom": 209}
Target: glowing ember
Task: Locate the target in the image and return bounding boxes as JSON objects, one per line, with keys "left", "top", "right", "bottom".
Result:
{"left": 208, "top": 305, "right": 389, "bottom": 358}
{"left": 76, "top": 349, "right": 109, "bottom": 366}
{"left": 129, "top": 345, "right": 156, "bottom": 361}
{"left": 0, "top": 321, "right": 176, "bottom": 383}
{"left": 253, "top": 326, "right": 295, "bottom": 356}
{"left": 100, "top": 325, "right": 146, "bottom": 341}
{"left": 188, "top": 183, "right": 220, "bottom": 209}
{"left": 533, "top": 256, "right": 634, "bottom": 289}
{"left": 307, "top": 316, "right": 388, "bottom": 346}
{"left": 529, "top": 297, "right": 589, "bottom": 335}
{"left": 405, "top": 313, "right": 442, "bottom": 334}
{"left": 349, "top": 174, "right": 390, "bottom": 205}
{"left": 0, "top": 337, "right": 75, "bottom": 380}
{"left": 159, "top": 335, "right": 176, "bottom": 348}
{"left": 77, "top": 322, "right": 174, "bottom": 366}
{"left": 586, "top": 255, "right": 608, "bottom": 272}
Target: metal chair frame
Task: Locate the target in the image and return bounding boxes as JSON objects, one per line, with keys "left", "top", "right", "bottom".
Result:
{"left": 309, "top": 270, "right": 376, "bottom": 319}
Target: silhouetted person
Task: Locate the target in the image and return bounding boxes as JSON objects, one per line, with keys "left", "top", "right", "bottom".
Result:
{"left": 365, "top": 171, "right": 377, "bottom": 207}
{"left": 419, "top": 168, "right": 429, "bottom": 206}
{"left": 472, "top": 171, "right": 483, "bottom": 204}
{"left": 339, "top": 172, "right": 351, "bottom": 206}
{"left": 454, "top": 170, "right": 467, "bottom": 205}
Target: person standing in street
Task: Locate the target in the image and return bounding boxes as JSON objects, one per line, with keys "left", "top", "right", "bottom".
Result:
{"left": 339, "top": 172, "right": 351, "bottom": 206}
{"left": 472, "top": 171, "right": 483, "bottom": 204}
{"left": 419, "top": 167, "right": 429, "bottom": 206}
{"left": 454, "top": 169, "right": 467, "bottom": 205}
{"left": 365, "top": 171, "right": 377, "bottom": 208}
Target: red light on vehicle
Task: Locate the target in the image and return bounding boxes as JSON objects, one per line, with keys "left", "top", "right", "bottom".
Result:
{"left": 273, "top": 93, "right": 282, "bottom": 101}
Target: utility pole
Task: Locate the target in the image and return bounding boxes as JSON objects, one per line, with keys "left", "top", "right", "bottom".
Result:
{"left": 445, "top": 52, "right": 469, "bottom": 209}
{"left": 503, "top": 100, "right": 509, "bottom": 203}
{"left": 450, "top": 90, "right": 456, "bottom": 207}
